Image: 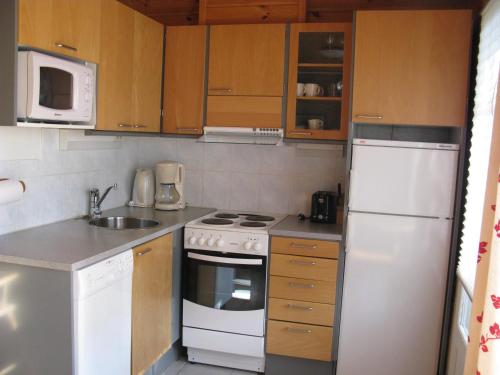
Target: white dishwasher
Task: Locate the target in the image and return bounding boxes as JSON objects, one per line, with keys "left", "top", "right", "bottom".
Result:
{"left": 72, "top": 250, "right": 134, "bottom": 375}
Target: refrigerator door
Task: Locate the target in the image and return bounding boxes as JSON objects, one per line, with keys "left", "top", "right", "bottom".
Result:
{"left": 349, "top": 142, "right": 458, "bottom": 218}
{"left": 337, "top": 212, "right": 452, "bottom": 375}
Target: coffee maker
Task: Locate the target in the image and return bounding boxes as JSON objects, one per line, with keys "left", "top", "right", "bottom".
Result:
{"left": 155, "top": 161, "right": 186, "bottom": 210}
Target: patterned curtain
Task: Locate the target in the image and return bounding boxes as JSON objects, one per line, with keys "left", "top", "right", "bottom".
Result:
{"left": 464, "top": 70, "right": 500, "bottom": 374}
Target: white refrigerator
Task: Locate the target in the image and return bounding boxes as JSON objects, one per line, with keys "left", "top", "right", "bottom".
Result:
{"left": 337, "top": 139, "right": 459, "bottom": 375}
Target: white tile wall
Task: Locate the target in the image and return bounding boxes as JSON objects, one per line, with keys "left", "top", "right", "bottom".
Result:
{"left": 0, "top": 129, "right": 346, "bottom": 235}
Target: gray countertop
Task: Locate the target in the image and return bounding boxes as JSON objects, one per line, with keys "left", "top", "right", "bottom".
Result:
{"left": 0, "top": 206, "right": 215, "bottom": 271}
{"left": 270, "top": 215, "right": 343, "bottom": 241}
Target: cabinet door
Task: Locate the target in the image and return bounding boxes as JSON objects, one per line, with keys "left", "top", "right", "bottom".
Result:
{"left": 132, "top": 234, "right": 173, "bottom": 375}
{"left": 163, "top": 26, "right": 206, "bottom": 135}
{"left": 208, "top": 24, "right": 286, "bottom": 96}
{"left": 131, "top": 11, "right": 164, "bottom": 133}
{"left": 96, "top": 0, "right": 134, "bottom": 131}
{"left": 351, "top": 10, "right": 472, "bottom": 127}
{"left": 18, "top": 0, "right": 101, "bottom": 63}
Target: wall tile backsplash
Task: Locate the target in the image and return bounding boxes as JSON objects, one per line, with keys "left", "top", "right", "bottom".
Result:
{"left": 0, "top": 129, "right": 345, "bottom": 235}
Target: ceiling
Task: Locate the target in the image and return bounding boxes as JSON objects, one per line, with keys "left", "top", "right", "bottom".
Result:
{"left": 119, "top": 0, "right": 484, "bottom": 25}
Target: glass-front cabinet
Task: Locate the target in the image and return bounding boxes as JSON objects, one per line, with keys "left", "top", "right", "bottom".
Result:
{"left": 286, "top": 23, "right": 352, "bottom": 140}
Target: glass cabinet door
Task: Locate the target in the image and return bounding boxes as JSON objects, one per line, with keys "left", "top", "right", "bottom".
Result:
{"left": 286, "top": 23, "right": 352, "bottom": 140}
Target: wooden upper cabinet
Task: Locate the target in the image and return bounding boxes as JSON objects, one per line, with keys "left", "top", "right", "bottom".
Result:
{"left": 132, "top": 234, "right": 173, "bottom": 375}
{"left": 351, "top": 10, "right": 472, "bottom": 127}
{"left": 163, "top": 26, "right": 207, "bottom": 135}
{"left": 208, "top": 24, "right": 286, "bottom": 96}
{"left": 97, "top": 0, "right": 163, "bottom": 133}
{"left": 18, "top": 0, "right": 101, "bottom": 63}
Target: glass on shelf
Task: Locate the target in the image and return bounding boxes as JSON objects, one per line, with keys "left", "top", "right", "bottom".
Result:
{"left": 298, "top": 32, "right": 344, "bottom": 65}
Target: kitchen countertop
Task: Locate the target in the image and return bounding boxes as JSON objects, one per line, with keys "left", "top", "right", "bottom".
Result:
{"left": 0, "top": 206, "right": 215, "bottom": 271}
{"left": 269, "top": 215, "right": 343, "bottom": 242}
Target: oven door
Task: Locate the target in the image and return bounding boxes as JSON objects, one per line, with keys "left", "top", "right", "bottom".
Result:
{"left": 183, "top": 249, "right": 267, "bottom": 336}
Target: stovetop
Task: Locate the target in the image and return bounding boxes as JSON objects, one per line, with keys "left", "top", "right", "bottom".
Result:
{"left": 186, "top": 211, "right": 285, "bottom": 234}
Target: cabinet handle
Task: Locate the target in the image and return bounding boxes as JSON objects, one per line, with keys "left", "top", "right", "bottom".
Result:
{"left": 55, "top": 42, "right": 78, "bottom": 52}
{"left": 291, "top": 131, "right": 313, "bottom": 136}
{"left": 133, "top": 124, "right": 147, "bottom": 129}
{"left": 289, "top": 259, "right": 316, "bottom": 266}
{"left": 287, "top": 303, "right": 313, "bottom": 311}
{"left": 290, "top": 242, "right": 317, "bottom": 249}
{"left": 286, "top": 327, "right": 312, "bottom": 334}
{"left": 137, "top": 248, "right": 153, "bottom": 256}
{"left": 118, "top": 123, "right": 132, "bottom": 128}
{"left": 355, "top": 114, "right": 383, "bottom": 119}
{"left": 209, "top": 88, "right": 232, "bottom": 92}
{"left": 288, "top": 282, "right": 315, "bottom": 289}
{"left": 177, "top": 128, "right": 200, "bottom": 132}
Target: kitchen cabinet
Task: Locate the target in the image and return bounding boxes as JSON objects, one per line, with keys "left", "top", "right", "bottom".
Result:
{"left": 351, "top": 10, "right": 472, "bottom": 127}
{"left": 266, "top": 236, "right": 339, "bottom": 362}
{"left": 132, "top": 233, "right": 173, "bottom": 375}
{"left": 206, "top": 24, "right": 286, "bottom": 128}
{"left": 286, "top": 23, "right": 352, "bottom": 140}
{"left": 18, "top": 0, "right": 101, "bottom": 63}
{"left": 163, "top": 26, "right": 207, "bottom": 135}
{"left": 97, "top": 0, "right": 163, "bottom": 133}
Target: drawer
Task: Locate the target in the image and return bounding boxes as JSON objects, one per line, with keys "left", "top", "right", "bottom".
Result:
{"left": 269, "top": 276, "right": 336, "bottom": 304}
{"left": 266, "top": 320, "right": 333, "bottom": 361}
{"left": 268, "top": 298, "right": 334, "bottom": 327}
{"left": 272, "top": 237, "right": 340, "bottom": 259}
{"left": 270, "top": 254, "right": 337, "bottom": 282}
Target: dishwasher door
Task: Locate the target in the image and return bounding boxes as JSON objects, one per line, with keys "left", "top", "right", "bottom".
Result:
{"left": 72, "top": 250, "right": 133, "bottom": 375}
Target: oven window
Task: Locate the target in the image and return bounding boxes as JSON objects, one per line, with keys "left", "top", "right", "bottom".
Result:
{"left": 184, "top": 250, "right": 266, "bottom": 311}
{"left": 39, "top": 67, "right": 73, "bottom": 110}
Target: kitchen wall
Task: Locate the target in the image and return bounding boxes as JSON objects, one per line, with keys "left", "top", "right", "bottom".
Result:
{"left": 0, "top": 128, "right": 345, "bottom": 235}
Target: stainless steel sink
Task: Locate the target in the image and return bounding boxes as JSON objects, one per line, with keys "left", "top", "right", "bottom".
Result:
{"left": 90, "top": 216, "right": 160, "bottom": 230}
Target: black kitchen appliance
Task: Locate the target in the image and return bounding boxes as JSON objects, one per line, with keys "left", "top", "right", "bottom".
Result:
{"left": 310, "top": 191, "right": 337, "bottom": 223}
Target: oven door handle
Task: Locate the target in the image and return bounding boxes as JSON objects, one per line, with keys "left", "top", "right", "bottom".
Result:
{"left": 187, "top": 252, "right": 263, "bottom": 265}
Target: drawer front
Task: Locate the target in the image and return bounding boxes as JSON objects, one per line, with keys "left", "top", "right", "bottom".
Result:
{"left": 272, "top": 237, "right": 340, "bottom": 259}
{"left": 270, "top": 254, "right": 337, "bottom": 282}
{"left": 268, "top": 298, "right": 334, "bottom": 327}
{"left": 266, "top": 320, "right": 333, "bottom": 361}
{"left": 269, "top": 276, "right": 335, "bottom": 304}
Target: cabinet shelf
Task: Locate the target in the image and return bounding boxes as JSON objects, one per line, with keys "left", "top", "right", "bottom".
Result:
{"left": 297, "top": 96, "right": 342, "bottom": 101}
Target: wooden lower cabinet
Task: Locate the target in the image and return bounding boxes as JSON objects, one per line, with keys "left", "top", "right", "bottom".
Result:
{"left": 132, "top": 234, "right": 173, "bottom": 375}
{"left": 266, "top": 236, "right": 339, "bottom": 362}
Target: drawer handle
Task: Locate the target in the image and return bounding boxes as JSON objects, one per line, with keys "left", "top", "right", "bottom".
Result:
{"left": 288, "top": 282, "right": 315, "bottom": 289}
{"left": 287, "top": 304, "right": 313, "bottom": 311}
{"left": 133, "top": 124, "right": 147, "bottom": 129}
{"left": 137, "top": 248, "right": 153, "bottom": 256}
{"left": 291, "top": 131, "right": 312, "bottom": 136}
{"left": 290, "top": 242, "right": 318, "bottom": 249}
{"left": 355, "top": 114, "right": 383, "bottom": 119}
{"left": 118, "top": 123, "right": 132, "bottom": 128}
{"left": 177, "top": 128, "right": 200, "bottom": 132}
{"left": 286, "top": 327, "right": 312, "bottom": 334}
{"left": 289, "top": 259, "right": 316, "bottom": 266}
{"left": 55, "top": 42, "right": 78, "bottom": 52}
{"left": 209, "top": 88, "right": 232, "bottom": 92}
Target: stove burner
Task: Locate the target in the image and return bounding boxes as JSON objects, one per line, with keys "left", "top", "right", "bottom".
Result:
{"left": 240, "top": 221, "right": 267, "bottom": 228}
{"left": 246, "top": 215, "right": 275, "bottom": 222}
{"left": 202, "top": 218, "right": 233, "bottom": 225}
{"left": 215, "top": 213, "right": 239, "bottom": 219}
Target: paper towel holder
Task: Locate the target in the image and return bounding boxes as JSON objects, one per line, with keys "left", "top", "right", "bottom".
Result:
{"left": 0, "top": 178, "right": 26, "bottom": 192}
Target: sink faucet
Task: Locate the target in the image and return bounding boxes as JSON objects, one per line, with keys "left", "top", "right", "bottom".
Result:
{"left": 89, "top": 183, "right": 118, "bottom": 221}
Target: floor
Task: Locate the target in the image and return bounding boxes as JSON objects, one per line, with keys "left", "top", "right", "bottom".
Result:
{"left": 163, "top": 359, "right": 257, "bottom": 375}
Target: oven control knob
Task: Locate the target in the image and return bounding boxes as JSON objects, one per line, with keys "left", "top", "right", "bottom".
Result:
{"left": 244, "top": 241, "right": 253, "bottom": 251}
{"left": 253, "top": 243, "right": 263, "bottom": 251}
{"left": 207, "top": 238, "right": 215, "bottom": 246}
{"left": 189, "top": 236, "right": 197, "bottom": 246}
{"left": 216, "top": 239, "right": 225, "bottom": 247}
{"left": 197, "top": 237, "right": 206, "bottom": 246}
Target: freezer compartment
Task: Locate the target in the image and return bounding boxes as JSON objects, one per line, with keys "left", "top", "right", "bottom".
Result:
{"left": 337, "top": 212, "right": 452, "bottom": 375}
{"left": 349, "top": 141, "right": 458, "bottom": 218}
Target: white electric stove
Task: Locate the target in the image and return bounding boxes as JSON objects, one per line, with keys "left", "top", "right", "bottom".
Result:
{"left": 182, "top": 211, "right": 285, "bottom": 373}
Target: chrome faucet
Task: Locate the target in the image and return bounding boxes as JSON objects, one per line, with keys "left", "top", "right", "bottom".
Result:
{"left": 89, "top": 183, "right": 118, "bottom": 221}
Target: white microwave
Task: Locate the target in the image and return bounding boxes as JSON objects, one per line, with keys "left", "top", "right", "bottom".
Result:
{"left": 17, "top": 51, "right": 95, "bottom": 126}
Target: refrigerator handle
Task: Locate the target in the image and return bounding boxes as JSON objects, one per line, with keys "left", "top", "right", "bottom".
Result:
{"left": 344, "top": 212, "right": 351, "bottom": 254}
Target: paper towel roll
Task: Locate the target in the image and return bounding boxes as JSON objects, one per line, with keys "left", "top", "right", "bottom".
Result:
{"left": 0, "top": 179, "right": 24, "bottom": 205}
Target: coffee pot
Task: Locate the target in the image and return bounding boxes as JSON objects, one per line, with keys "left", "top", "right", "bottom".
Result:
{"left": 155, "top": 161, "right": 185, "bottom": 210}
